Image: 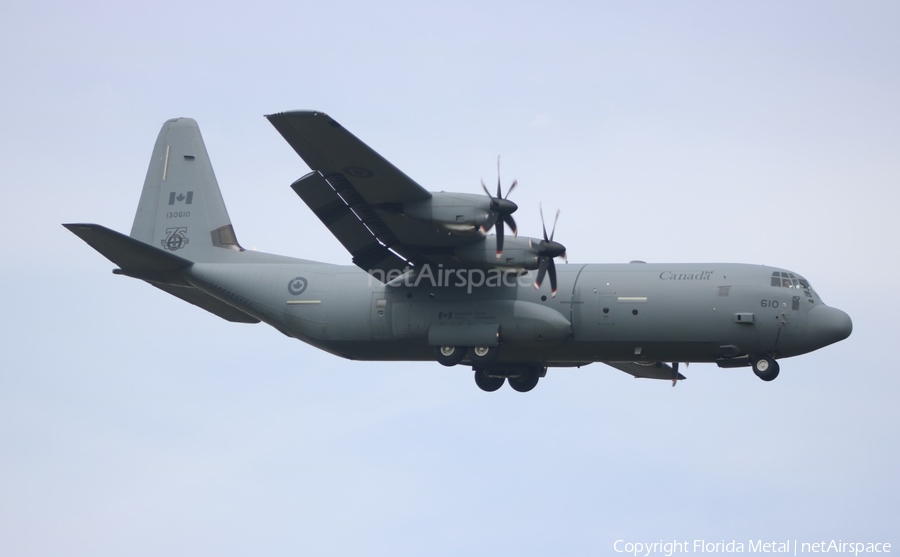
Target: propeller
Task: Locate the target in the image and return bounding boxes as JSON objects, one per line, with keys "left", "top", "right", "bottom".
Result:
{"left": 480, "top": 156, "right": 518, "bottom": 257}
{"left": 532, "top": 204, "right": 568, "bottom": 297}
{"left": 671, "top": 362, "right": 688, "bottom": 386}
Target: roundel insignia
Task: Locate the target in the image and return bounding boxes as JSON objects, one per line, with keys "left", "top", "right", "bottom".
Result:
{"left": 343, "top": 166, "right": 374, "bottom": 178}
{"left": 288, "top": 277, "right": 308, "bottom": 296}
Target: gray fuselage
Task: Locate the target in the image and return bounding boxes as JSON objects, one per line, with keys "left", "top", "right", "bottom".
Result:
{"left": 184, "top": 258, "right": 851, "bottom": 368}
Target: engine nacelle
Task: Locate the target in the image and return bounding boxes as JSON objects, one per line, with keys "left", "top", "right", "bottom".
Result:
{"left": 454, "top": 236, "right": 540, "bottom": 269}
{"left": 403, "top": 192, "right": 495, "bottom": 233}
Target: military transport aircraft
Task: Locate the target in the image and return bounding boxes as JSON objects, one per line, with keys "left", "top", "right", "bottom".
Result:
{"left": 64, "top": 111, "right": 852, "bottom": 392}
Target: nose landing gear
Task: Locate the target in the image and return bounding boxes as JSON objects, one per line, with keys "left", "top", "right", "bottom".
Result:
{"left": 752, "top": 356, "right": 780, "bottom": 381}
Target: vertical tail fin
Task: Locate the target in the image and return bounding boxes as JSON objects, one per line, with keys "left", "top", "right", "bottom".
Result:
{"left": 130, "top": 118, "right": 242, "bottom": 261}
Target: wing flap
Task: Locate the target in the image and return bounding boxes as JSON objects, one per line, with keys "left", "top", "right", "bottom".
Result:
{"left": 291, "top": 172, "right": 408, "bottom": 279}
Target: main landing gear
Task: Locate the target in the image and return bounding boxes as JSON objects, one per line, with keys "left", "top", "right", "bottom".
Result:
{"left": 433, "top": 345, "right": 499, "bottom": 367}
{"left": 507, "top": 367, "right": 541, "bottom": 392}
{"left": 434, "top": 345, "right": 466, "bottom": 367}
{"left": 752, "top": 355, "right": 780, "bottom": 382}
{"left": 433, "top": 345, "right": 543, "bottom": 392}
{"left": 473, "top": 365, "right": 543, "bottom": 393}
{"left": 473, "top": 368, "right": 505, "bottom": 392}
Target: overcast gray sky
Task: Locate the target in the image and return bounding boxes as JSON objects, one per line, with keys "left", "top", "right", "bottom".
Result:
{"left": 2, "top": 1, "right": 898, "bottom": 555}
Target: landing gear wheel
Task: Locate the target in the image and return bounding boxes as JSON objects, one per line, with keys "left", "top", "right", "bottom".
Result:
{"left": 474, "top": 369, "right": 505, "bottom": 392}
{"left": 753, "top": 356, "right": 780, "bottom": 381}
{"left": 508, "top": 367, "right": 540, "bottom": 393}
{"left": 468, "top": 345, "right": 499, "bottom": 365}
{"left": 434, "top": 345, "right": 465, "bottom": 367}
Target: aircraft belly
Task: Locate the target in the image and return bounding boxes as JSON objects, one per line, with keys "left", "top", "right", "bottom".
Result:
{"left": 314, "top": 340, "right": 433, "bottom": 361}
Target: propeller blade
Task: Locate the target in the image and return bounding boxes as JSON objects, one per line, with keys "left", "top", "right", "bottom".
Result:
{"left": 550, "top": 209, "right": 560, "bottom": 242}
{"left": 496, "top": 156, "right": 502, "bottom": 198}
{"left": 481, "top": 179, "right": 492, "bottom": 199}
{"left": 539, "top": 204, "right": 549, "bottom": 242}
{"left": 503, "top": 213, "right": 517, "bottom": 236}
{"left": 505, "top": 179, "right": 518, "bottom": 199}
{"left": 479, "top": 158, "right": 518, "bottom": 252}
{"left": 548, "top": 258, "right": 558, "bottom": 297}
{"left": 534, "top": 256, "right": 549, "bottom": 289}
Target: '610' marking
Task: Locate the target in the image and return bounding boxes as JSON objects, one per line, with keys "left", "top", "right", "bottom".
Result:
{"left": 760, "top": 299, "right": 785, "bottom": 308}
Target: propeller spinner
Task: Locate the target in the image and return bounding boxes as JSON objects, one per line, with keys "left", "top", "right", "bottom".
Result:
{"left": 532, "top": 204, "right": 567, "bottom": 298}
{"left": 480, "top": 156, "right": 518, "bottom": 257}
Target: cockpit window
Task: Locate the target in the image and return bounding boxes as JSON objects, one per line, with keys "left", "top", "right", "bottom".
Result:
{"left": 771, "top": 271, "right": 814, "bottom": 298}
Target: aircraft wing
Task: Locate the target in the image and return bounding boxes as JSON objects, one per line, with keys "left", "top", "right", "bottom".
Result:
{"left": 603, "top": 362, "right": 687, "bottom": 381}
{"left": 266, "top": 111, "right": 431, "bottom": 204}
{"left": 267, "top": 111, "right": 489, "bottom": 278}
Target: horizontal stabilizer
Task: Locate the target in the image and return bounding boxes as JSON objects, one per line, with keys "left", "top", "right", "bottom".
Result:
{"left": 604, "top": 361, "right": 687, "bottom": 381}
{"left": 64, "top": 223, "right": 190, "bottom": 282}
{"left": 65, "top": 223, "right": 260, "bottom": 324}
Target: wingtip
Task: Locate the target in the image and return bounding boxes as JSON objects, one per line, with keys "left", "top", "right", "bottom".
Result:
{"left": 264, "top": 110, "right": 329, "bottom": 120}
{"left": 62, "top": 222, "right": 97, "bottom": 231}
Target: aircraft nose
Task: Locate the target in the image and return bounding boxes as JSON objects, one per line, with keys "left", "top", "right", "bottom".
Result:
{"left": 808, "top": 305, "right": 852, "bottom": 347}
